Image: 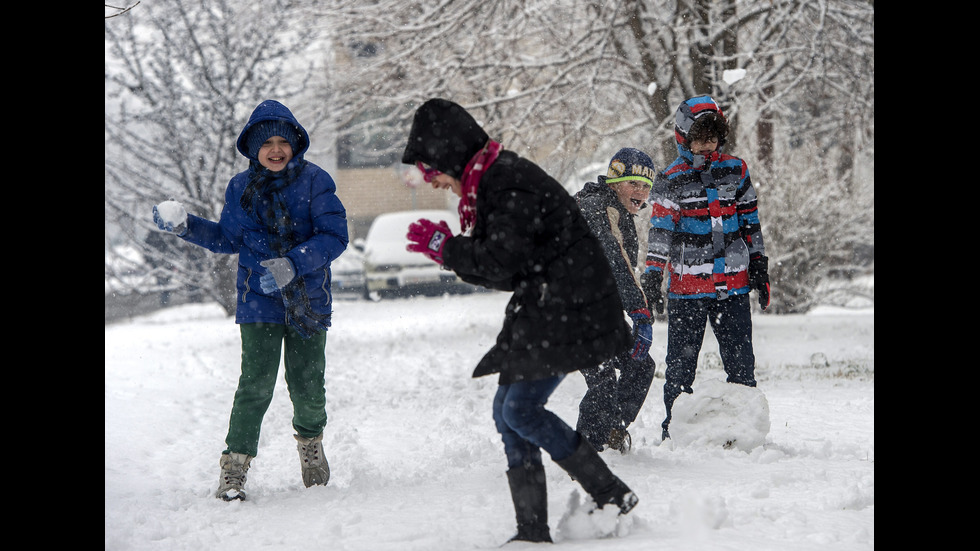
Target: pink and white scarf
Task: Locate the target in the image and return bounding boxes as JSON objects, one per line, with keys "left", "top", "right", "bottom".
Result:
{"left": 458, "top": 141, "right": 501, "bottom": 234}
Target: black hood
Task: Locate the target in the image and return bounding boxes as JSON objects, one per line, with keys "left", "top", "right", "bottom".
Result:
{"left": 401, "top": 98, "right": 489, "bottom": 179}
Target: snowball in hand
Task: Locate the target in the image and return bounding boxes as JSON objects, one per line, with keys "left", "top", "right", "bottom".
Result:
{"left": 156, "top": 201, "right": 187, "bottom": 227}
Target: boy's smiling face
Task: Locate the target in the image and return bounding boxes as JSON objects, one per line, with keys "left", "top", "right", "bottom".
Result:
{"left": 612, "top": 181, "right": 651, "bottom": 215}
{"left": 258, "top": 136, "right": 294, "bottom": 172}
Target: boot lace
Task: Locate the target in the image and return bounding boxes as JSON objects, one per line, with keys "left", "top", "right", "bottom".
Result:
{"left": 299, "top": 441, "right": 322, "bottom": 465}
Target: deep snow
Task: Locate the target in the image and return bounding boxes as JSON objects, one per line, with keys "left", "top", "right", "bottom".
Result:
{"left": 105, "top": 291, "right": 873, "bottom": 550}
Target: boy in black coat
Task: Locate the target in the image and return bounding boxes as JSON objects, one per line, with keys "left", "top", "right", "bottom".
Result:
{"left": 573, "top": 148, "right": 657, "bottom": 454}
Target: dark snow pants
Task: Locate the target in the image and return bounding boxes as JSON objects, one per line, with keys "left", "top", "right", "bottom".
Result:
{"left": 224, "top": 323, "right": 327, "bottom": 457}
{"left": 493, "top": 376, "right": 579, "bottom": 469}
{"left": 576, "top": 350, "right": 655, "bottom": 450}
{"left": 663, "top": 294, "right": 757, "bottom": 432}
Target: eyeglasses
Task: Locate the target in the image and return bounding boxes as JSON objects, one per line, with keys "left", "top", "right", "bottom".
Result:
{"left": 416, "top": 162, "right": 442, "bottom": 183}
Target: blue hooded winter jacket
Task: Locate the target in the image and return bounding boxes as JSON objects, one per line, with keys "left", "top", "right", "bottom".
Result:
{"left": 181, "top": 100, "right": 349, "bottom": 326}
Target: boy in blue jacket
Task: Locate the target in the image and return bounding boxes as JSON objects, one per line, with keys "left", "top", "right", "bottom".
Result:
{"left": 153, "top": 100, "right": 349, "bottom": 500}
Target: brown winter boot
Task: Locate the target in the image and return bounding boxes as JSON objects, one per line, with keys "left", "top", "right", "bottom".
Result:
{"left": 606, "top": 427, "right": 632, "bottom": 454}
{"left": 295, "top": 433, "right": 330, "bottom": 487}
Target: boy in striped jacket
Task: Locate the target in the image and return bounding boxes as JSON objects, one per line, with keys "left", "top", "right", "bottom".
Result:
{"left": 641, "top": 95, "right": 771, "bottom": 440}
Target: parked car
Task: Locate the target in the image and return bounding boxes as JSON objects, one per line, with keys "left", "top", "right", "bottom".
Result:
{"left": 361, "top": 210, "right": 475, "bottom": 298}
{"left": 330, "top": 247, "right": 366, "bottom": 296}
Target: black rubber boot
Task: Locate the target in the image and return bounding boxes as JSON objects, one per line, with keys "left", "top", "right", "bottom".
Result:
{"left": 554, "top": 435, "right": 638, "bottom": 515}
{"left": 662, "top": 382, "right": 692, "bottom": 440}
{"left": 506, "top": 463, "right": 553, "bottom": 543}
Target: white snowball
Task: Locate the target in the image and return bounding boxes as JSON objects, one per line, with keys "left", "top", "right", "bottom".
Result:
{"left": 156, "top": 200, "right": 186, "bottom": 225}
{"left": 723, "top": 68, "right": 747, "bottom": 85}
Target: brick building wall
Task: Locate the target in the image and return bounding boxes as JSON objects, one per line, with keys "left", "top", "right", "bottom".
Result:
{"left": 332, "top": 166, "right": 456, "bottom": 241}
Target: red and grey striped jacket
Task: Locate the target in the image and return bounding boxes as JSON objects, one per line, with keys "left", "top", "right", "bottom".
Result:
{"left": 645, "top": 96, "right": 766, "bottom": 300}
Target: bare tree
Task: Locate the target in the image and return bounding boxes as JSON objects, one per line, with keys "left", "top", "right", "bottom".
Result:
{"left": 731, "top": 1, "right": 875, "bottom": 311}
{"left": 105, "top": 0, "right": 872, "bottom": 314}
{"left": 314, "top": 1, "right": 872, "bottom": 174}
{"left": 312, "top": 0, "right": 873, "bottom": 312}
{"left": 105, "top": 0, "right": 314, "bottom": 314}
{"left": 105, "top": 2, "right": 141, "bottom": 19}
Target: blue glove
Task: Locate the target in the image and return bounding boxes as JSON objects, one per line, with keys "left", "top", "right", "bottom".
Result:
{"left": 260, "top": 257, "right": 296, "bottom": 293}
{"left": 628, "top": 309, "right": 653, "bottom": 359}
{"left": 152, "top": 201, "right": 187, "bottom": 235}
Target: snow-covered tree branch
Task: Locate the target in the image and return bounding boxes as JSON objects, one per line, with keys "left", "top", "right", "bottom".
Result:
{"left": 313, "top": 0, "right": 873, "bottom": 312}
{"left": 106, "top": 0, "right": 873, "bottom": 314}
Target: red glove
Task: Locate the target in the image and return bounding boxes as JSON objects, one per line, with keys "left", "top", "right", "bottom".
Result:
{"left": 406, "top": 219, "right": 453, "bottom": 264}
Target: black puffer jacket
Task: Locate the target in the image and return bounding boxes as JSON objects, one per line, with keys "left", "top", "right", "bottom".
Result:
{"left": 445, "top": 152, "right": 631, "bottom": 383}
{"left": 403, "top": 99, "right": 631, "bottom": 383}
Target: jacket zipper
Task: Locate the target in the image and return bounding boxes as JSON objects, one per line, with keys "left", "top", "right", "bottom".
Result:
{"left": 242, "top": 267, "right": 253, "bottom": 303}
{"left": 678, "top": 244, "right": 685, "bottom": 280}
{"left": 321, "top": 268, "right": 332, "bottom": 308}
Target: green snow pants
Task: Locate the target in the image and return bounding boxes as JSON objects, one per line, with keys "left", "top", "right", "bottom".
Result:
{"left": 223, "top": 323, "right": 327, "bottom": 457}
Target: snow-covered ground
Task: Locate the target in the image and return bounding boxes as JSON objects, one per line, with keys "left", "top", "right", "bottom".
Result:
{"left": 105, "top": 291, "right": 873, "bottom": 550}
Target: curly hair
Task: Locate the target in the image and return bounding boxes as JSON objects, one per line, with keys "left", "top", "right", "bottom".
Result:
{"left": 687, "top": 113, "right": 729, "bottom": 144}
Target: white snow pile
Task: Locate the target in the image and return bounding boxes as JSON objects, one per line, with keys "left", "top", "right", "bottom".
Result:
{"left": 105, "top": 291, "right": 873, "bottom": 551}
{"left": 668, "top": 380, "right": 771, "bottom": 451}
{"left": 556, "top": 490, "right": 633, "bottom": 541}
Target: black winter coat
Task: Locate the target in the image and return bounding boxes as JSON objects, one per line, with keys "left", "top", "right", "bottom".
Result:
{"left": 442, "top": 151, "right": 632, "bottom": 384}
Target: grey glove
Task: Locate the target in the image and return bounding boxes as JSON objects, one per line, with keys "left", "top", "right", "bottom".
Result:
{"left": 260, "top": 257, "right": 296, "bottom": 293}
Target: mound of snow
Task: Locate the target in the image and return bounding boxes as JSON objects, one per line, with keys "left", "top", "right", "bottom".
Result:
{"left": 555, "top": 490, "right": 633, "bottom": 541}
{"left": 668, "top": 378, "right": 771, "bottom": 451}
{"left": 669, "top": 492, "right": 733, "bottom": 533}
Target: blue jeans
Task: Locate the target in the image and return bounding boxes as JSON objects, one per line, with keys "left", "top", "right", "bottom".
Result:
{"left": 493, "top": 376, "right": 579, "bottom": 469}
